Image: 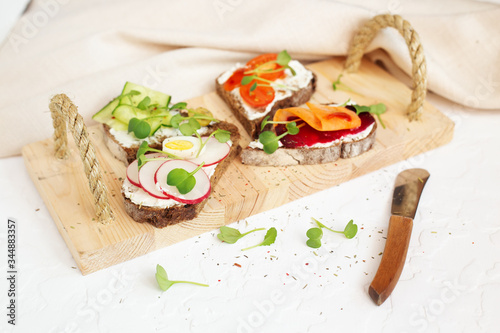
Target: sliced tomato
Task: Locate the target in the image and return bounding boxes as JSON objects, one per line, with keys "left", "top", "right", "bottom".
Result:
{"left": 240, "top": 80, "right": 275, "bottom": 108}
{"left": 223, "top": 67, "right": 245, "bottom": 91}
{"left": 246, "top": 53, "right": 285, "bottom": 81}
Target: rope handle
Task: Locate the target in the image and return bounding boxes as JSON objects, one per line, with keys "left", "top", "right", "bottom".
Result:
{"left": 344, "top": 14, "right": 427, "bottom": 121}
{"left": 50, "top": 94, "right": 114, "bottom": 224}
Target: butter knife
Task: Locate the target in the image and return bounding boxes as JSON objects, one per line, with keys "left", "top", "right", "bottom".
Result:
{"left": 369, "top": 168, "right": 430, "bottom": 305}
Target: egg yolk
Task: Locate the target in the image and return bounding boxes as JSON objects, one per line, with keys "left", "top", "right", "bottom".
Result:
{"left": 164, "top": 140, "right": 194, "bottom": 151}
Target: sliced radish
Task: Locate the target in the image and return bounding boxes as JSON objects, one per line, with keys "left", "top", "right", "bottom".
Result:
{"left": 138, "top": 158, "right": 173, "bottom": 199}
{"left": 154, "top": 160, "right": 211, "bottom": 204}
{"left": 188, "top": 136, "right": 230, "bottom": 166}
{"left": 127, "top": 153, "right": 163, "bottom": 187}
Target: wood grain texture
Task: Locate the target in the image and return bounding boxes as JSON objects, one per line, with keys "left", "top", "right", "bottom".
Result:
{"left": 369, "top": 215, "right": 413, "bottom": 305}
{"left": 22, "top": 57, "right": 454, "bottom": 275}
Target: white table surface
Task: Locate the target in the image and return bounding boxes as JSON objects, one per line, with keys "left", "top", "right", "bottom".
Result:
{"left": 1, "top": 91, "right": 499, "bottom": 333}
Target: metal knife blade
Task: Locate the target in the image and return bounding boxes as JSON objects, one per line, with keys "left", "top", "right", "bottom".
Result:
{"left": 369, "top": 168, "right": 430, "bottom": 305}
{"left": 391, "top": 168, "right": 430, "bottom": 219}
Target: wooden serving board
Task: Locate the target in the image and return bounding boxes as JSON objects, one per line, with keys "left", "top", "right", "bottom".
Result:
{"left": 22, "top": 57, "right": 454, "bottom": 275}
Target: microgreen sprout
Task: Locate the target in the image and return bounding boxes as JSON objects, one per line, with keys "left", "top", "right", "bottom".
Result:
{"left": 353, "top": 103, "right": 387, "bottom": 129}
{"left": 332, "top": 74, "right": 362, "bottom": 95}
{"left": 305, "top": 227, "right": 323, "bottom": 249}
{"left": 167, "top": 162, "right": 205, "bottom": 195}
{"left": 155, "top": 264, "right": 208, "bottom": 292}
{"left": 258, "top": 117, "right": 302, "bottom": 154}
{"left": 135, "top": 141, "right": 180, "bottom": 168}
{"left": 313, "top": 218, "right": 358, "bottom": 239}
{"left": 128, "top": 117, "right": 152, "bottom": 139}
{"left": 241, "top": 227, "right": 277, "bottom": 251}
{"left": 306, "top": 218, "right": 358, "bottom": 248}
{"left": 217, "top": 226, "right": 266, "bottom": 244}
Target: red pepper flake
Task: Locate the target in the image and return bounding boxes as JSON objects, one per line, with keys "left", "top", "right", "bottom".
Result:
{"left": 218, "top": 279, "right": 221, "bottom": 282}
{"left": 305, "top": 263, "right": 309, "bottom": 266}
{"left": 472, "top": 242, "right": 475, "bottom": 244}
{"left": 233, "top": 263, "right": 242, "bottom": 268}
{"left": 286, "top": 273, "right": 289, "bottom": 276}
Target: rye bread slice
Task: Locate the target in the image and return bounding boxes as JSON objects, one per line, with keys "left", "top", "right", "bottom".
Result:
{"left": 215, "top": 72, "right": 316, "bottom": 139}
{"left": 122, "top": 122, "right": 241, "bottom": 228}
{"left": 240, "top": 121, "right": 377, "bottom": 166}
{"left": 103, "top": 121, "right": 237, "bottom": 165}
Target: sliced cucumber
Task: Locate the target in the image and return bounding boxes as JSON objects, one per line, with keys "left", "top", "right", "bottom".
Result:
{"left": 121, "top": 82, "right": 171, "bottom": 108}
{"left": 112, "top": 105, "right": 140, "bottom": 124}
{"left": 92, "top": 96, "right": 120, "bottom": 123}
{"left": 107, "top": 118, "right": 128, "bottom": 132}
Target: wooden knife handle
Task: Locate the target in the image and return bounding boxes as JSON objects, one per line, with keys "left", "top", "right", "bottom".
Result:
{"left": 369, "top": 215, "right": 413, "bottom": 305}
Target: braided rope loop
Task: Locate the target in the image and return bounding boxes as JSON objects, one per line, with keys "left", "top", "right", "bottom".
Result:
{"left": 49, "top": 94, "right": 114, "bottom": 224}
{"left": 344, "top": 14, "right": 427, "bottom": 121}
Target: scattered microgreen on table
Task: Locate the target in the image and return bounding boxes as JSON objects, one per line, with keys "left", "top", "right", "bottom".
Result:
{"left": 306, "top": 218, "right": 358, "bottom": 248}
{"left": 217, "top": 226, "right": 266, "bottom": 244}
{"left": 241, "top": 227, "right": 278, "bottom": 251}
{"left": 155, "top": 264, "right": 208, "bottom": 292}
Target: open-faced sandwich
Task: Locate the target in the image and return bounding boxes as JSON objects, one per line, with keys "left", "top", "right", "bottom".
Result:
{"left": 92, "top": 82, "right": 241, "bottom": 227}
{"left": 241, "top": 101, "right": 386, "bottom": 166}
{"left": 215, "top": 51, "right": 316, "bottom": 139}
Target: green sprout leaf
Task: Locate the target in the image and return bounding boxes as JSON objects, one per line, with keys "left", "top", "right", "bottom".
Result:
{"left": 217, "top": 226, "right": 266, "bottom": 244}
{"left": 312, "top": 217, "right": 358, "bottom": 239}
{"left": 170, "top": 114, "right": 183, "bottom": 128}
{"left": 250, "top": 81, "right": 258, "bottom": 92}
{"left": 169, "top": 102, "right": 187, "bottom": 110}
{"left": 306, "top": 227, "right": 323, "bottom": 249}
{"left": 276, "top": 50, "right": 296, "bottom": 75}
{"left": 155, "top": 264, "right": 208, "bottom": 292}
{"left": 214, "top": 129, "right": 231, "bottom": 143}
{"left": 166, "top": 163, "right": 204, "bottom": 194}
{"left": 260, "top": 116, "right": 271, "bottom": 131}
{"left": 286, "top": 122, "right": 299, "bottom": 135}
{"left": 306, "top": 238, "right": 322, "bottom": 249}
{"left": 128, "top": 117, "right": 151, "bottom": 139}
{"left": 128, "top": 90, "right": 141, "bottom": 96}
{"left": 258, "top": 131, "right": 280, "bottom": 154}
{"left": 241, "top": 227, "right": 277, "bottom": 251}
{"left": 241, "top": 75, "right": 256, "bottom": 86}
{"left": 343, "top": 220, "right": 358, "bottom": 239}
{"left": 306, "top": 227, "right": 323, "bottom": 239}
{"left": 353, "top": 103, "right": 387, "bottom": 129}
{"left": 276, "top": 50, "right": 292, "bottom": 67}
{"left": 137, "top": 96, "right": 151, "bottom": 110}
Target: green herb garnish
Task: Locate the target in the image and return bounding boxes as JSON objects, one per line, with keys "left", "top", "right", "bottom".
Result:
{"left": 305, "top": 227, "right": 323, "bottom": 249}
{"left": 135, "top": 141, "right": 178, "bottom": 168}
{"left": 217, "top": 226, "right": 266, "bottom": 244}
{"left": 353, "top": 103, "right": 387, "bottom": 129}
{"left": 167, "top": 162, "right": 205, "bottom": 194}
{"left": 137, "top": 96, "right": 151, "bottom": 110}
{"left": 258, "top": 118, "right": 300, "bottom": 154}
{"left": 241, "top": 227, "right": 277, "bottom": 251}
{"left": 331, "top": 73, "right": 362, "bottom": 95}
{"left": 313, "top": 218, "right": 358, "bottom": 239}
{"left": 306, "top": 218, "right": 358, "bottom": 248}
{"left": 128, "top": 117, "right": 152, "bottom": 139}
{"left": 155, "top": 264, "right": 208, "bottom": 291}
